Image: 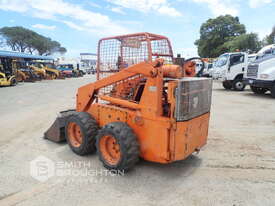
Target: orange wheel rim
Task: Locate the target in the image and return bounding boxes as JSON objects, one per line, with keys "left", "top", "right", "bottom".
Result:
{"left": 99, "top": 135, "right": 121, "bottom": 165}
{"left": 68, "top": 122, "right": 83, "bottom": 147}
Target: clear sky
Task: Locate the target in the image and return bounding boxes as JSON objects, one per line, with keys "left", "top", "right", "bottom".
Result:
{"left": 0, "top": 0, "right": 274, "bottom": 58}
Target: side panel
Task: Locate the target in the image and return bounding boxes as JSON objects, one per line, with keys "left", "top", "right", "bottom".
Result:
{"left": 88, "top": 104, "right": 172, "bottom": 163}
{"left": 227, "top": 63, "right": 246, "bottom": 80}
{"left": 172, "top": 113, "right": 210, "bottom": 161}
{"left": 131, "top": 118, "right": 171, "bottom": 163}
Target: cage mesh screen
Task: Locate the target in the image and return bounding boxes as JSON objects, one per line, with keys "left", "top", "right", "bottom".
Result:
{"left": 98, "top": 74, "right": 143, "bottom": 102}
{"left": 97, "top": 34, "right": 173, "bottom": 103}
{"left": 98, "top": 36, "right": 148, "bottom": 79}
{"left": 151, "top": 39, "right": 172, "bottom": 63}
{"left": 98, "top": 34, "right": 173, "bottom": 79}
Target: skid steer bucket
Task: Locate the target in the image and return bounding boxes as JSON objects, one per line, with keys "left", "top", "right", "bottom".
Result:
{"left": 44, "top": 110, "right": 76, "bottom": 142}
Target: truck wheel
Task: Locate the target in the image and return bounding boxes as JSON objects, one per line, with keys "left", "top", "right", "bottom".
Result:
{"left": 233, "top": 79, "right": 245, "bottom": 91}
{"left": 250, "top": 86, "right": 268, "bottom": 94}
{"left": 96, "top": 122, "right": 140, "bottom": 171}
{"left": 271, "top": 85, "right": 275, "bottom": 98}
{"left": 65, "top": 112, "right": 99, "bottom": 156}
{"left": 222, "top": 81, "right": 232, "bottom": 90}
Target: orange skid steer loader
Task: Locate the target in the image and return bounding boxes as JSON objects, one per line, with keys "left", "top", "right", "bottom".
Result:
{"left": 44, "top": 33, "right": 212, "bottom": 171}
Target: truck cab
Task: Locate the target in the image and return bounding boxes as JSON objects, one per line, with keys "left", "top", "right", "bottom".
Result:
{"left": 213, "top": 52, "right": 248, "bottom": 91}
{"left": 244, "top": 44, "right": 275, "bottom": 98}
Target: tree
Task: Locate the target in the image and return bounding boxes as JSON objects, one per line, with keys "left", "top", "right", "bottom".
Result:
{"left": 0, "top": 26, "right": 66, "bottom": 55}
{"left": 0, "top": 26, "right": 35, "bottom": 52}
{"left": 263, "top": 26, "right": 275, "bottom": 45}
{"left": 30, "top": 35, "right": 66, "bottom": 55}
{"left": 222, "top": 33, "right": 261, "bottom": 53}
{"left": 195, "top": 15, "right": 246, "bottom": 57}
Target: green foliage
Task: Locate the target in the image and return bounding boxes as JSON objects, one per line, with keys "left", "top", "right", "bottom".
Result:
{"left": 263, "top": 26, "right": 275, "bottom": 45}
{"left": 194, "top": 15, "right": 268, "bottom": 57}
{"left": 222, "top": 33, "right": 261, "bottom": 53}
{"left": 0, "top": 26, "right": 35, "bottom": 52}
{"left": 0, "top": 26, "right": 66, "bottom": 55}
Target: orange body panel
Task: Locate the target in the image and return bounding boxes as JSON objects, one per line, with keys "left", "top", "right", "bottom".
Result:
{"left": 162, "top": 65, "right": 183, "bottom": 79}
{"left": 170, "top": 113, "right": 210, "bottom": 161}
{"left": 88, "top": 103, "right": 209, "bottom": 163}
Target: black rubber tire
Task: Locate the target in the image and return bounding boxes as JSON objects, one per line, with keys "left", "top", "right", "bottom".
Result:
{"left": 96, "top": 122, "right": 140, "bottom": 171}
{"left": 233, "top": 79, "right": 245, "bottom": 91}
{"left": 222, "top": 81, "right": 232, "bottom": 90}
{"left": 65, "top": 112, "right": 99, "bottom": 156}
{"left": 10, "top": 77, "right": 17, "bottom": 86}
{"left": 250, "top": 86, "right": 268, "bottom": 94}
{"left": 271, "top": 85, "right": 275, "bottom": 98}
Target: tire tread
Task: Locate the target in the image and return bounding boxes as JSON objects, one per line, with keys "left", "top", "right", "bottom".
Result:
{"left": 96, "top": 122, "right": 139, "bottom": 171}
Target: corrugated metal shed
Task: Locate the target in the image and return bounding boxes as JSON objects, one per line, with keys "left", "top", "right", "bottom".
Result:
{"left": 0, "top": 50, "right": 54, "bottom": 60}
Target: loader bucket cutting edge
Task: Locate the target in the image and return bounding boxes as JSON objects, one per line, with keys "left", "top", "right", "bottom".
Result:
{"left": 44, "top": 110, "right": 76, "bottom": 143}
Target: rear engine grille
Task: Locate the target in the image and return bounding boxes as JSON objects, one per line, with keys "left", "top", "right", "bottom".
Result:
{"left": 175, "top": 78, "right": 212, "bottom": 121}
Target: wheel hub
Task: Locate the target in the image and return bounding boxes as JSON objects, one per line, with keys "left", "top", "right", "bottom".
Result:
{"left": 236, "top": 81, "right": 244, "bottom": 90}
{"left": 99, "top": 135, "right": 121, "bottom": 165}
{"left": 67, "top": 122, "right": 83, "bottom": 147}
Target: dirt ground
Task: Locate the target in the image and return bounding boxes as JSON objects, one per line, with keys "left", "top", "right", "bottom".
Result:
{"left": 0, "top": 76, "right": 275, "bottom": 206}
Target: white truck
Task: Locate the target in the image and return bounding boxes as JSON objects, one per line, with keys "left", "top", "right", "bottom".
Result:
{"left": 213, "top": 52, "right": 248, "bottom": 91}
{"left": 248, "top": 53, "right": 257, "bottom": 63}
{"left": 244, "top": 44, "right": 275, "bottom": 98}
{"left": 202, "top": 62, "right": 213, "bottom": 77}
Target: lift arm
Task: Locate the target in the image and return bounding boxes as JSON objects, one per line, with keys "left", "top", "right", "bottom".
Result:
{"left": 76, "top": 61, "right": 159, "bottom": 112}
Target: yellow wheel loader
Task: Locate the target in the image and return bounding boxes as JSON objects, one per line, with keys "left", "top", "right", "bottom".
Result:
{"left": 13, "top": 61, "right": 39, "bottom": 82}
{"left": 42, "top": 63, "right": 65, "bottom": 79}
{"left": 29, "top": 64, "right": 47, "bottom": 80}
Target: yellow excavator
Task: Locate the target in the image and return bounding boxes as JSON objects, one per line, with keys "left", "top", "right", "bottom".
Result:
{"left": 0, "top": 57, "right": 17, "bottom": 86}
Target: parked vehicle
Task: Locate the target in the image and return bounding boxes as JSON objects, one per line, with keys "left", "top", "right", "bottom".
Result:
{"left": 248, "top": 53, "right": 257, "bottom": 63}
{"left": 29, "top": 62, "right": 47, "bottom": 80}
{"left": 213, "top": 52, "right": 248, "bottom": 91}
{"left": 14, "top": 61, "right": 40, "bottom": 82}
{"left": 244, "top": 44, "right": 275, "bottom": 98}
{"left": 208, "top": 59, "right": 217, "bottom": 78}
{"left": 57, "top": 64, "right": 74, "bottom": 78}
{"left": 0, "top": 57, "right": 17, "bottom": 86}
{"left": 87, "top": 66, "right": 96, "bottom": 75}
{"left": 202, "top": 62, "right": 213, "bottom": 77}
{"left": 58, "top": 64, "right": 84, "bottom": 77}
{"left": 44, "top": 32, "right": 212, "bottom": 171}
{"left": 42, "top": 63, "right": 64, "bottom": 79}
